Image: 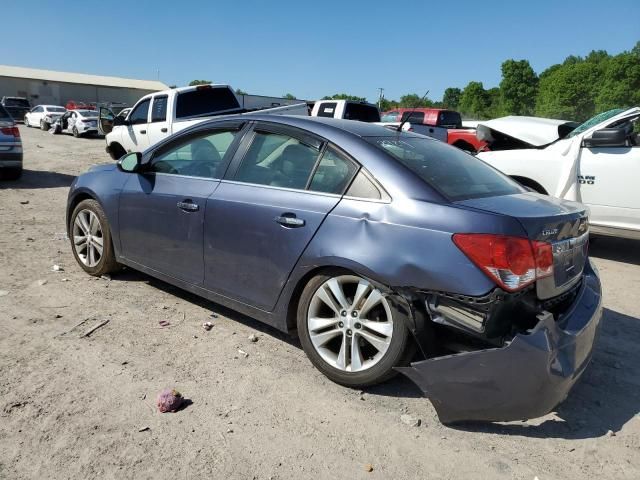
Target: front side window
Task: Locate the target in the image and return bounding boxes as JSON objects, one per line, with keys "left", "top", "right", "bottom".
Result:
{"left": 401, "top": 111, "right": 425, "bottom": 124}
{"left": 234, "top": 131, "right": 321, "bottom": 189}
{"left": 129, "top": 99, "right": 150, "bottom": 125}
{"left": 309, "top": 147, "right": 357, "bottom": 194}
{"left": 151, "top": 95, "right": 168, "bottom": 122}
{"left": 151, "top": 130, "right": 238, "bottom": 178}
{"left": 367, "top": 136, "right": 524, "bottom": 201}
{"left": 567, "top": 108, "right": 626, "bottom": 138}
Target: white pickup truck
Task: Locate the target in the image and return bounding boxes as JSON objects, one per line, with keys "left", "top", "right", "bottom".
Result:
{"left": 311, "top": 99, "right": 381, "bottom": 122}
{"left": 478, "top": 107, "right": 640, "bottom": 240}
{"left": 100, "top": 84, "right": 307, "bottom": 158}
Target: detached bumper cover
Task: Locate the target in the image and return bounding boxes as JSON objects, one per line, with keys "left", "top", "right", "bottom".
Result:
{"left": 397, "top": 261, "right": 602, "bottom": 423}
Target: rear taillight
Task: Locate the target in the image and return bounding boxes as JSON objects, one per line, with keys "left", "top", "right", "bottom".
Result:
{"left": 453, "top": 234, "right": 554, "bottom": 292}
{"left": 1, "top": 126, "right": 20, "bottom": 137}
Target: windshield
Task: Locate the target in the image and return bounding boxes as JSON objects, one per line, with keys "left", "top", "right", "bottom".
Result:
{"left": 76, "top": 110, "right": 97, "bottom": 118}
{"left": 567, "top": 108, "right": 626, "bottom": 138}
{"left": 47, "top": 106, "right": 66, "bottom": 113}
{"left": 4, "top": 98, "right": 30, "bottom": 107}
{"left": 367, "top": 136, "right": 524, "bottom": 201}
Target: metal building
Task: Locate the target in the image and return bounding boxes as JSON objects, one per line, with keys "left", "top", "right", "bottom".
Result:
{"left": 0, "top": 65, "right": 168, "bottom": 107}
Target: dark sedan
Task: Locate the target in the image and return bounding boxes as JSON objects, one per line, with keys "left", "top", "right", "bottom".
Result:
{"left": 66, "top": 115, "right": 602, "bottom": 423}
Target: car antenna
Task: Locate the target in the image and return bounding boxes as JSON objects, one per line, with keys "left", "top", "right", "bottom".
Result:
{"left": 397, "top": 90, "right": 429, "bottom": 133}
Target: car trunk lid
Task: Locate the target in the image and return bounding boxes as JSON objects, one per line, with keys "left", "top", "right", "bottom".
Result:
{"left": 456, "top": 192, "right": 589, "bottom": 299}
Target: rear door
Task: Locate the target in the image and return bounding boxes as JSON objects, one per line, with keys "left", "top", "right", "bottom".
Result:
{"left": 118, "top": 122, "right": 245, "bottom": 284}
{"left": 203, "top": 123, "right": 358, "bottom": 310}
{"left": 146, "top": 94, "right": 170, "bottom": 147}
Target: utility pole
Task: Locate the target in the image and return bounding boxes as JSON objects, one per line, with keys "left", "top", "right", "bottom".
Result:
{"left": 377, "top": 88, "right": 384, "bottom": 110}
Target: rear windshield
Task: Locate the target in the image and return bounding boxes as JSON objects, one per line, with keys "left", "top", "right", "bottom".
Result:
{"left": 344, "top": 103, "right": 381, "bottom": 122}
{"left": 437, "top": 111, "right": 462, "bottom": 128}
{"left": 175, "top": 88, "right": 241, "bottom": 119}
{"left": 47, "top": 106, "right": 66, "bottom": 112}
{"left": 4, "top": 98, "right": 30, "bottom": 107}
{"left": 367, "top": 136, "right": 524, "bottom": 201}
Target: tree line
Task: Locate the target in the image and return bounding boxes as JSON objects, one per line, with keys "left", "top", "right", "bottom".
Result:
{"left": 188, "top": 41, "right": 638, "bottom": 121}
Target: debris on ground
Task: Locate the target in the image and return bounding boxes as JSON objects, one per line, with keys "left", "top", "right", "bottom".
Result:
{"left": 156, "top": 388, "right": 184, "bottom": 413}
{"left": 20, "top": 200, "right": 29, "bottom": 205}
{"left": 82, "top": 319, "right": 109, "bottom": 337}
{"left": 37, "top": 279, "right": 48, "bottom": 286}
{"left": 364, "top": 464, "right": 374, "bottom": 472}
{"left": 248, "top": 334, "right": 258, "bottom": 343}
{"left": 211, "top": 312, "right": 219, "bottom": 318}
{"left": 202, "top": 321, "right": 214, "bottom": 331}
{"left": 26, "top": 237, "right": 34, "bottom": 242}
{"left": 100, "top": 274, "right": 111, "bottom": 281}
{"left": 400, "top": 414, "right": 421, "bottom": 427}
{"left": 138, "top": 426, "right": 150, "bottom": 432}
{"left": 0, "top": 290, "right": 8, "bottom": 297}
{"left": 238, "top": 349, "right": 249, "bottom": 358}
{"left": 54, "top": 314, "right": 63, "bottom": 319}
{"left": 51, "top": 264, "right": 64, "bottom": 272}
{"left": 606, "top": 429, "right": 616, "bottom": 437}
{"left": 158, "top": 320, "right": 171, "bottom": 328}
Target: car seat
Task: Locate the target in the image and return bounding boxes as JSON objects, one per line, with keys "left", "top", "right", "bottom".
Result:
{"left": 272, "top": 144, "right": 317, "bottom": 189}
{"left": 190, "top": 139, "right": 222, "bottom": 177}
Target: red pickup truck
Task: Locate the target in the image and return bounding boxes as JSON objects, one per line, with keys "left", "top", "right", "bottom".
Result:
{"left": 381, "top": 108, "right": 486, "bottom": 153}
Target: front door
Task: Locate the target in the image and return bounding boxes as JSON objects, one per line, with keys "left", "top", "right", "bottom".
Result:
{"left": 204, "top": 125, "right": 347, "bottom": 310}
{"left": 578, "top": 115, "right": 640, "bottom": 230}
{"left": 123, "top": 98, "right": 151, "bottom": 152}
{"left": 118, "top": 127, "right": 242, "bottom": 284}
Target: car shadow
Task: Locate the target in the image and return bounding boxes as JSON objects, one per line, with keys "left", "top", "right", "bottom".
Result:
{"left": 450, "top": 308, "right": 640, "bottom": 438}
{"left": 589, "top": 235, "right": 640, "bottom": 266}
{"left": 0, "top": 169, "right": 76, "bottom": 189}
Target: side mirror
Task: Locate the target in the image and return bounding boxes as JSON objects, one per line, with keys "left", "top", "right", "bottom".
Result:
{"left": 117, "top": 152, "right": 142, "bottom": 172}
{"left": 583, "top": 127, "right": 627, "bottom": 148}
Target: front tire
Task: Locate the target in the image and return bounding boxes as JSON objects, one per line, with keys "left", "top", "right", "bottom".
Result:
{"left": 297, "top": 270, "right": 414, "bottom": 387}
{"left": 41, "top": 120, "right": 49, "bottom": 131}
{"left": 69, "top": 199, "right": 119, "bottom": 276}
{"left": 72, "top": 126, "right": 80, "bottom": 138}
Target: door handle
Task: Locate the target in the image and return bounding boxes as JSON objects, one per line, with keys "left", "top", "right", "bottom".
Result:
{"left": 275, "top": 214, "right": 305, "bottom": 227}
{"left": 140, "top": 130, "right": 147, "bottom": 134}
{"left": 177, "top": 200, "right": 199, "bottom": 212}
{"left": 161, "top": 127, "right": 168, "bottom": 133}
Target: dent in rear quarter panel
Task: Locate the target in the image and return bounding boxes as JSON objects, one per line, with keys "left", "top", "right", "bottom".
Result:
{"left": 294, "top": 197, "right": 528, "bottom": 296}
{"left": 67, "top": 167, "right": 130, "bottom": 258}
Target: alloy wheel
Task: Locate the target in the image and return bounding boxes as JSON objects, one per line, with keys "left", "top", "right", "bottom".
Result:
{"left": 307, "top": 275, "right": 393, "bottom": 373}
{"left": 72, "top": 209, "right": 104, "bottom": 267}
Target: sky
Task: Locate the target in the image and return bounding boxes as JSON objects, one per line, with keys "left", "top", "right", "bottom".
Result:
{"left": 2, "top": 0, "right": 639, "bottom": 103}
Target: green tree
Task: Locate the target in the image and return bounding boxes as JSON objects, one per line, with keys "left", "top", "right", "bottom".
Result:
{"left": 595, "top": 52, "right": 640, "bottom": 111}
{"left": 235, "top": 88, "right": 248, "bottom": 95}
{"left": 442, "top": 88, "right": 461, "bottom": 109}
{"left": 282, "top": 93, "right": 297, "bottom": 99}
{"left": 398, "top": 93, "right": 433, "bottom": 108}
{"left": 485, "top": 87, "right": 505, "bottom": 118}
{"left": 458, "top": 81, "right": 490, "bottom": 118}
{"left": 499, "top": 59, "right": 538, "bottom": 115}
{"left": 188, "top": 79, "right": 212, "bottom": 86}
{"left": 322, "top": 93, "right": 367, "bottom": 102}
{"left": 379, "top": 98, "right": 399, "bottom": 112}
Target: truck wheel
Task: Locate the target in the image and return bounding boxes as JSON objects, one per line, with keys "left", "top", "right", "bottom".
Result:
{"left": 297, "top": 270, "right": 415, "bottom": 387}
{"left": 69, "top": 199, "right": 119, "bottom": 276}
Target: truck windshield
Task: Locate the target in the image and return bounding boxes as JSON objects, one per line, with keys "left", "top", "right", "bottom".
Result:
{"left": 176, "top": 88, "right": 241, "bottom": 118}
{"left": 367, "top": 136, "right": 524, "bottom": 201}
{"left": 567, "top": 108, "right": 626, "bottom": 138}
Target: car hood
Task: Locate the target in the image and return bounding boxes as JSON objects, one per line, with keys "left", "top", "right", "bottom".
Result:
{"left": 89, "top": 163, "right": 117, "bottom": 173}
{"left": 476, "top": 116, "right": 578, "bottom": 147}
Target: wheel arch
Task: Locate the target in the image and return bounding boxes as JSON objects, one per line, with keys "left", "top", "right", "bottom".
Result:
{"left": 107, "top": 142, "right": 126, "bottom": 160}
{"left": 510, "top": 175, "right": 548, "bottom": 194}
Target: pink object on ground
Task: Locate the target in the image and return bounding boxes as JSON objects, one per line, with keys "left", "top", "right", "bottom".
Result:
{"left": 156, "top": 388, "right": 184, "bottom": 413}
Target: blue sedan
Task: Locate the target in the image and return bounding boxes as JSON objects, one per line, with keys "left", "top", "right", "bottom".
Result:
{"left": 67, "top": 115, "right": 602, "bottom": 423}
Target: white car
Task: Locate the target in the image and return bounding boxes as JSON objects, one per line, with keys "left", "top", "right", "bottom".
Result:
{"left": 52, "top": 109, "right": 99, "bottom": 137}
{"left": 24, "top": 105, "right": 66, "bottom": 130}
{"left": 477, "top": 107, "right": 640, "bottom": 240}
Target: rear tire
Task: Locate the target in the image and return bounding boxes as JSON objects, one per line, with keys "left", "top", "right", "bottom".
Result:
{"left": 69, "top": 199, "right": 119, "bottom": 276}
{"left": 297, "top": 269, "right": 415, "bottom": 388}
{"left": 72, "top": 126, "right": 80, "bottom": 138}
{"left": 41, "top": 120, "right": 49, "bottom": 131}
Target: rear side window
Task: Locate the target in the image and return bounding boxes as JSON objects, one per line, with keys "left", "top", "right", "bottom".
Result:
{"left": 151, "top": 95, "right": 168, "bottom": 122}
{"left": 401, "top": 111, "right": 425, "bottom": 124}
{"left": 129, "top": 99, "right": 150, "bottom": 125}
{"left": 380, "top": 111, "right": 399, "bottom": 123}
{"left": 346, "top": 170, "right": 382, "bottom": 200}
{"left": 367, "top": 136, "right": 524, "bottom": 201}
{"left": 316, "top": 102, "right": 338, "bottom": 118}
{"left": 309, "top": 147, "right": 357, "bottom": 194}
{"left": 344, "top": 103, "right": 380, "bottom": 122}
{"left": 235, "top": 131, "right": 320, "bottom": 189}
{"left": 437, "top": 111, "right": 462, "bottom": 128}
{"left": 175, "top": 88, "right": 240, "bottom": 119}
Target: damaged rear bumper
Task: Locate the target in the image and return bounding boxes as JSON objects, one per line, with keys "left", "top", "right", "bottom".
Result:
{"left": 396, "top": 260, "right": 602, "bottom": 423}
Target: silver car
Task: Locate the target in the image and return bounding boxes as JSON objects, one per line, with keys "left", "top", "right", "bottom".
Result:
{"left": 0, "top": 104, "right": 23, "bottom": 180}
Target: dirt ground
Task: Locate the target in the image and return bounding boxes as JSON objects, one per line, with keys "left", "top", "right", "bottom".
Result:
{"left": 1, "top": 125, "right": 639, "bottom": 480}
